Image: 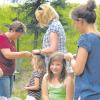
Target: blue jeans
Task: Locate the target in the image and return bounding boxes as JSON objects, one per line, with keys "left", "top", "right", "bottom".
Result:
{"left": 0, "top": 75, "right": 14, "bottom": 98}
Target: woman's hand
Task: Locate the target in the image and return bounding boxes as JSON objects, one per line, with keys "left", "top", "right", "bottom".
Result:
{"left": 24, "top": 86, "right": 29, "bottom": 90}
{"left": 32, "top": 50, "right": 41, "bottom": 54}
{"left": 64, "top": 53, "right": 73, "bottom": 61}
{"left": 23, "top": 51, "right": 32, "bottom": 58}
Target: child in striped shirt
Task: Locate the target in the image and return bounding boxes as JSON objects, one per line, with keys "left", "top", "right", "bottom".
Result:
{"left": 24, "top": 54, "right": 46, "bottom": 100}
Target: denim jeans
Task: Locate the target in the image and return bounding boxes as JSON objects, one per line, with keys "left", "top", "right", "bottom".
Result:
{"left": 0, "top": 75, "right": 14, "bottom": 98}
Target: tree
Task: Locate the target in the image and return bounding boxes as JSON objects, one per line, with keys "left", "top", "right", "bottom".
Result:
{"left": 51, "top": 0, "right": 66, "bottom": 8}
{"left": 16, "top": 0, "right": 45, "bottom": 48}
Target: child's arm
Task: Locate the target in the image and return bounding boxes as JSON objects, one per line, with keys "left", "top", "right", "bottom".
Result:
{"left": 42, "top": 74, "right": 49, "bottom": 100}
{"left": 24, "top": 77, "right": 39, "bottom": 90}
{"left": 65, "top": 74, "right": 74, "bottom": 100}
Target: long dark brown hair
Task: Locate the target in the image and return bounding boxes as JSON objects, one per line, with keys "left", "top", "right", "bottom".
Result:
{"left": 71, "top": 0, "right": 96, "bottom": 24}
{"left": 47, "top": 52, "right": 67, "bottom": 82}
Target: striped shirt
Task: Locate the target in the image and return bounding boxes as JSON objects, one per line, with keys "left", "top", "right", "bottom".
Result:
{"left": 27, "top": 71, "right": 44, "bottom": 100}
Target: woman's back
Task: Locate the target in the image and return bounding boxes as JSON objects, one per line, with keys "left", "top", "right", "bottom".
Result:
{"left": 76, "top": 33, "right": 100, "bottom": 99}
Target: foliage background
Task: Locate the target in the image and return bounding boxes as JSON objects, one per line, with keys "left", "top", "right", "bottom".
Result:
{"left": 0, "top": 1, "right": 100, "bottom": 99}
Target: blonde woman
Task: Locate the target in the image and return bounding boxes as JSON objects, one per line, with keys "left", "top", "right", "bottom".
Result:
{"left": 32, "top": 4, "right": 67, "bottom": 67}
{"left": 24, "top": 54, "right": 46, "bottom": 100}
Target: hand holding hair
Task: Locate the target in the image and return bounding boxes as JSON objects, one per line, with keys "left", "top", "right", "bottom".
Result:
{"left": 32, "top": 49, "right": 41, "bottom": 54}
{"left": 64, "top": 53, "right": 77, "bottom": 61}
{"left": 64, "top": 52, "right": 73, "bottom": 61}
{"left": 23, "top": 51, "right": 32, "bottom": 58}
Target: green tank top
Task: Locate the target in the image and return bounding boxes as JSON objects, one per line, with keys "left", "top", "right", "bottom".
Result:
{"left": 48, "top": 83, "right": 66, "bottom": 100}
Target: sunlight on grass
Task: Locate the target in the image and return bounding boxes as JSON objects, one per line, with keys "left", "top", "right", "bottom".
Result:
{"left": 12, "top": 89, "right": 27, "bottom": 100}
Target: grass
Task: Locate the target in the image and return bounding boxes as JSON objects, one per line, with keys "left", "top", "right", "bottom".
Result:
{"left": 12, "top": 66, "right": 32, "bottom": 100}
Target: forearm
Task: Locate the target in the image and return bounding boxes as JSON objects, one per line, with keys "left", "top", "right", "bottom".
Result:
{"left": 41, "top": 47, "right": 57, "bottom": 55}
{"left": 25, "top": 85, "right": 39, "bottom": 91}
{"left": 42, "top": 96, "right": 49, "bottom": 100}
{"left": 71, "top": 59, "right": 83, "bottom": 75}
{"left": 4, "top": 51, "right": 31, "bottom": 59}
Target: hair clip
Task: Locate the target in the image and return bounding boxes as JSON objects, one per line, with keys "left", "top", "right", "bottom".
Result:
{"left": 38, "top": 6, "right": 43, "bottom": 10}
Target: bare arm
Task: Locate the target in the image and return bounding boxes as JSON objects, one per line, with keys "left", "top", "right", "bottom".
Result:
{"left": 24, "top": 78, "right": 40, "bottom": 90}
{"left": 64, "top": 52, "right": 73, "bottom": 61}
{"left": 71, "top": 47, "right": 88, "bottom": 75}
{"left": 32, "top": 32, "right": 58, "bottom": 55}
{"left": 42, "top": 74, "right": 49, "bottom": 100}
{"left": 41, "top": 32, "right": 58, "bottom": 54}
{"left": 65, "top": 74, "right": 74, "bottom": 100}
{"left": 1, "top": 48, "right": 32, "bottom": 59}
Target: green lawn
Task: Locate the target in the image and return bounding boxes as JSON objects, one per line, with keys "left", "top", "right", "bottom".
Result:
{"left": 12, "top": 66, "right": 32, "bottom": 100}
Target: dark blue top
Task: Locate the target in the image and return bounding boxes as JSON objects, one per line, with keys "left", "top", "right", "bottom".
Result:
{"left": 74, "top": 33, "right": 100, "bottom": 100}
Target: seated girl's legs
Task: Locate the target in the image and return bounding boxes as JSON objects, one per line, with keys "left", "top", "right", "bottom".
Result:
{"left": 0, "top": 76, "right": 14, "bottom": 98}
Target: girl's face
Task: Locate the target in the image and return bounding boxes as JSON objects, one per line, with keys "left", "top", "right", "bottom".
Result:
{"left": 50, "top": 60, "right": 63, "bottom": 75}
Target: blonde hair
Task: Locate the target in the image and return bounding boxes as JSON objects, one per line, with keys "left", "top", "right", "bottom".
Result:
{"left": 32, "top": 54, "right": 46, "bottom": 72}
{"left": 35, "top": 4, "right": 59, "bottom": 28}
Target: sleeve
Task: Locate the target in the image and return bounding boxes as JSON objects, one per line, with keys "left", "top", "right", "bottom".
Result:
{"left": 78, "top": 34, "right": 91, "bottom": 53}
{"left": 33, "top": 72, "right": 41, "bottom": 78}
{"left": 0, "top": 36, "right": 10, "bottom": 49}
{"left": 49, "top": 22, "right": 59, "bottom": 34}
